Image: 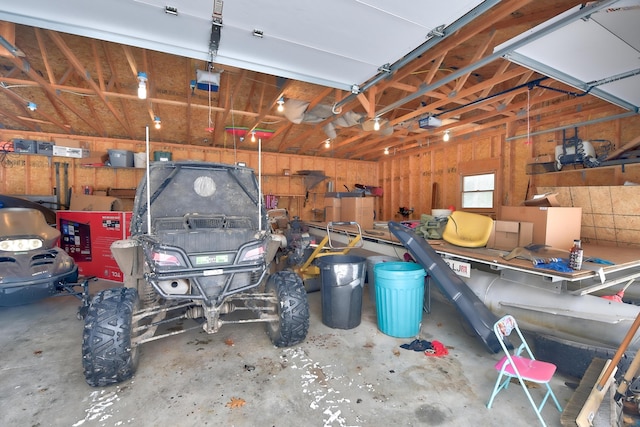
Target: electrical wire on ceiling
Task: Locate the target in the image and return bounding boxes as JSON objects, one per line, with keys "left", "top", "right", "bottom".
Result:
{"left": 425, "top": 74, "right": 602, "bottom": 123}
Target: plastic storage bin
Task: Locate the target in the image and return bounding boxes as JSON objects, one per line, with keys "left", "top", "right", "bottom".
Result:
{"left": 133, "top": 152, "right": 147, "bottom": 168}
{"left": 318, "top": 255, "right": 366, "bottom": 329}
{"left": 366, "top": 255, "right": 400, "bottom": 307}
{"left": 108, "top": 149, "right": 134, "bottom": 167}
{"left": 375, "top": 262, "right": 426, "bottom": 337}
{"left": 153, "top": 151, "right": 172, "bottom": 161}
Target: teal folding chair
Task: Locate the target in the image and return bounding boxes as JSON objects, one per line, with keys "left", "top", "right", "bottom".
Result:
{"left": 486, "top": 314, "right": 563, "bottom": 426}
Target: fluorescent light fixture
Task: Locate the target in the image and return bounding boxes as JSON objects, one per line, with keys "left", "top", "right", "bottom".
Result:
{"left": 137, "top": 71, "right": 147, "bottom": 99}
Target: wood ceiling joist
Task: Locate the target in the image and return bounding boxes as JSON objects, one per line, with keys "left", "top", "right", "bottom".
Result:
{"left": 276, "top": 86, "right": 333, "bottom": 152}
{"left": 5, "top": 53, "right": 103, "bottom": 134}
{"left": 376, "top": 0, "right": 535, "bottom": 94}
{"left": 46, "top": 30, "right": 134, "bottom": 137}
{"left": 390, "top": 66, "right": 531, "bottom": 128}
{"left": 213, "top": 68, "right": 247, "bottom": 143}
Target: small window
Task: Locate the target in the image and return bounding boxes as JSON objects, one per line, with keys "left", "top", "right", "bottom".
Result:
{"left": 462, "top": 173, "right": 495, "bottom": 209}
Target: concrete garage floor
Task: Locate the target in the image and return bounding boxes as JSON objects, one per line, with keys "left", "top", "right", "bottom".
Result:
{"left": 0, "top": 279, "right": 575, "bottom": 427}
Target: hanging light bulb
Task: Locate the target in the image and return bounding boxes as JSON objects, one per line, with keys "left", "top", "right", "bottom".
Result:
{"left": 251, "top": 132, "right": 256, "bottom": 143}
{"left": 373, "top": 117, "right": 380, "bottom": 131}
{"left": 277, "top": 97, "right": 285, "bottom": 113}
{"left": 26, "top": 101, "right": 37, "bottom": 111}
{"left": 443, "top": 130, "right": 450, "bottom": 142}
{"left": 324, "top": 139, "right": 331, "bottom": 148}
{"left": 154, "top": 116, "right": 161, "bottom": 129}
{"left": 137, "top": 71, "right": 148, "bottom": 99}
{"left": 384, "top": 147, "right": 389, "bottom": 155}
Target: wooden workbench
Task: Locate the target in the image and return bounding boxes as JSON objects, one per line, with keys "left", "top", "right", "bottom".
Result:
{"left": 305, "top": 221, "right": 640, "bottom": 284}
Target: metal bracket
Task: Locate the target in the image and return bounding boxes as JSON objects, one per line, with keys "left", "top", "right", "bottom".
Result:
{"left": 378, "top": 63, "right": 391, "bottom": 74}
{"left": 427, "top": 24, "right": 446, "bottom": 38}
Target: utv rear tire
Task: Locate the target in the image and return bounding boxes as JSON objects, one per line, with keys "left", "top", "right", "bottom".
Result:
{"left": 82, "top": 287, "right": 140, "bottom": 387}
{"left": 266, "top": 270, "right": 310, "bottom": 347}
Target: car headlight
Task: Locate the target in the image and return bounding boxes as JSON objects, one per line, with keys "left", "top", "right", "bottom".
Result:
{"left": 0, "top": 238, "right": 43, "bottom": 252}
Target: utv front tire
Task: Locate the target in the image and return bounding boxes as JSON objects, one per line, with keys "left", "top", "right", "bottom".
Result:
{"left": 266, "top": 270, "right": 310, "bottom": 347}
{"left": 82, "top": 287, "right": 140, "bottom": 387}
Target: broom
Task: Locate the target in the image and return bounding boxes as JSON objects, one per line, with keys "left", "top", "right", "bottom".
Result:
{"left": 561, "top": 312, "right": 640, "bottom": 426}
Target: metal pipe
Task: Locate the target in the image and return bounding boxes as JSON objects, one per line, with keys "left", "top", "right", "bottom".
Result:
{"left": 374, "top": 0, "right": 619, "bottom": 119}
{"left": 332, "top": 0, "right": 501, "bottom": 111}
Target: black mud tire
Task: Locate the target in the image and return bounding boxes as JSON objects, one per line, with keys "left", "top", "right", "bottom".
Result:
{"left": 266, "top": 270, "right": 310, "bottom": 347}
{"left": 82, "top": 287, "right": 140, "bottom": 387}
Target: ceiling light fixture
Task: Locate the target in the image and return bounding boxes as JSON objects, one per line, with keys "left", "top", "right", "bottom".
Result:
{"left": 277, "top": 97, "right": 285, "bottom": 113}
{"left": 154, "top": 116, "right": 161, "bottom": 129}
{"left": 384, "top": 147, "right": 389, "bottom": 155}
{"left": 443, "top": 130, "right": 450, "bottom": 142}
{"left": 373, "top": 117, "right": 380, "bottom": 131}
{"left": 324, "top": 139, "right": 331, "bottom": 148}
{"left": 251, "top": 132, "right": 256, "bottom": 143}
{"left": 137, "top": 71, "right": 148, "bottom": 99}
{"left": 26, "top": 101, "right": 37, "bottom": 111}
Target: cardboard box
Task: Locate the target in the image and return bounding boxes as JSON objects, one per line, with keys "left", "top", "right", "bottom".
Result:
{"left": 500, "top": 206, "right": 582, "bottom": 250}
{"left": 53, "top": 146, "right": 90, "bottom": 158}
{"left": 69, "top": 193, "right": 124, "bottom": 211}
{"left": 486, "top": 220, "right": 533, "bottom": 250}
{"left": 55, "top": 138, "right": 89, "bottom": 149}
{"left": 80, "top": 152, "right": 109, "bottom": 166}
{"left": 325, "top": 205, "right": 341, "bottom": 222}
{"left": 340, "top": 197, "right": 374, "bottom": 229}
{"left": 324, "top": 197, "right": 341, "bottom": 222}
{"left": 57, "top": 211, "right": 131, "bottom": 282}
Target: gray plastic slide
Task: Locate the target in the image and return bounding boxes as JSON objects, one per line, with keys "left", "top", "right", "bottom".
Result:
{"left": 389, "top": 221, "right": 504, "bottom": 353}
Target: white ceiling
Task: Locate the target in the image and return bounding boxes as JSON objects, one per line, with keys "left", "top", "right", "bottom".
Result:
{"left": 496, "top": 0, "right": 640, "bottom": 112}
{"left": 0, "top": 0, "right": 488, "bottom": 91}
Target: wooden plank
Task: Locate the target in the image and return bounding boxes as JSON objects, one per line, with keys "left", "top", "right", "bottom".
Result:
{"left": 606, "top": 134, "right": 640, "bottom": 160}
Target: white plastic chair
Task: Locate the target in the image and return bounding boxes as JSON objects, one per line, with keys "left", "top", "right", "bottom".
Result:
{"left": 486, "top": 314, "right": 563, "bottom": 426}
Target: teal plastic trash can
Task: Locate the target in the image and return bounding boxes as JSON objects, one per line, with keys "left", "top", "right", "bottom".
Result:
{"left": 374, "top": 262, "right": 426, "bottom": 337}
{"left": 366, "top": 255, "right": 400, "bottom": 307}
{"left": 318, "top": 255, "right": 366, "bottom": 329}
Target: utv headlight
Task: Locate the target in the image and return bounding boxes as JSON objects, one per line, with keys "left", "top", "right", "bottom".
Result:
{"left": 0, "top": 238, "right": 43, "bottom": 252}
{"left": 151, "top": 249, "right": 187, "bottom": 267}
{"left": 238, "top": 241, "right": 267, "bottom": 263}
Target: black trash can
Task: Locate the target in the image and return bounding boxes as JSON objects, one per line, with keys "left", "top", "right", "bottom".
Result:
{"left": 318, "top": 255, "right": 366, "bottom": 329}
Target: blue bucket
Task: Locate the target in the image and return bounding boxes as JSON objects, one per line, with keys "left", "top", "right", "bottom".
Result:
{"left": 374, "top": 262, "right": 426, "bottom": 338}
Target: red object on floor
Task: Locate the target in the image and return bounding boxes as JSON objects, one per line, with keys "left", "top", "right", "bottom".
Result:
{"left": 424, "top": 340, "right": 449, "bottom": 357}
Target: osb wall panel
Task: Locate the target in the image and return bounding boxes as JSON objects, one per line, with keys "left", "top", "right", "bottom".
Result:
{"left": 0, "top": 131, "right": 376, "bottom": 220}
{"left": 538, "top": 185, "right": 640, "bottom": 248}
